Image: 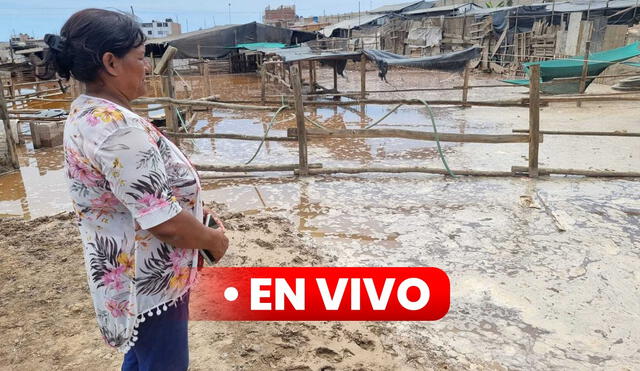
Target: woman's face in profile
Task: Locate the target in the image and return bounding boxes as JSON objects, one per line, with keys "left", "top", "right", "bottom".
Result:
{"left": 118, "top": 44, "right": 149, "bottom": 99}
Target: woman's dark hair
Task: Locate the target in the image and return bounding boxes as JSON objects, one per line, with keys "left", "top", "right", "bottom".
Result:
{"left": 40, "top": 8, "right": 146, "bottom": 82}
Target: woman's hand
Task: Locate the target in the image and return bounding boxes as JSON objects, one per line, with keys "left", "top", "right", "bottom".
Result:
{"left": 205, "top": 227, "right": 229, "bottom": 262}
{"left": 203, "top": 206, "right": 226, "bottom": 232}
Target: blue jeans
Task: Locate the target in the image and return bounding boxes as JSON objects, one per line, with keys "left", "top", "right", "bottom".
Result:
{"left": 121, "top": 292, "right": 190, "bottom": 371}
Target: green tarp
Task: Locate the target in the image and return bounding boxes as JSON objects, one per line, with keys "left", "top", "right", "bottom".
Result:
{"left": 503, "top": 42, "right": 640, "bottom": 93}
{"left": 235, "top": 42, "right": 286, "bottom": 50}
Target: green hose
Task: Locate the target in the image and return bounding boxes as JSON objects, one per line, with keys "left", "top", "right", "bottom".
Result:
{"left": 419, "top": 99, "right": 456, "bottom": 177}
{"left": 245, "top": 105, "right": 289, "bottom": 165}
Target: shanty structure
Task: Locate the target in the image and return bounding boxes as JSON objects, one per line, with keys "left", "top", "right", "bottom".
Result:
{"left": 145, "top": 22, "right": 318, "bottom": 59}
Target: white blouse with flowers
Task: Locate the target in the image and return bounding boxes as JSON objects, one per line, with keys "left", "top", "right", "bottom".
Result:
{"left": 64, "top": 94, "right": 201, "bottom": 352}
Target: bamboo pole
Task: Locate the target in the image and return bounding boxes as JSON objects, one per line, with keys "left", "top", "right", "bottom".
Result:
{"left": 513, "top": 129, "right": 640, "bottom": 137}
{"left": 0, "top": 76, "right": 19, "bottom": 169}
{"left": 300, "top": 167, "right": 515, "bottom": 177}
{"left": 132, "top": 97, "right": 280, "bottom": 110}
{"left": 512, "top": 166, "right": 640, "bottom": 177}
{"left": 528, "top": 64, "right": 541, "bottom": 178}
{"left": 291, "top": 65, "right": 309, "bottom": 176}
{"left": 196, "top": 163, "right": 322, "bottom": 172}
{"left": 288, "top": 128, "right": 535, "bottom": 143}
{"left": 164, "top": 132, "right": 296, "bottom": 141}
{"left": 360, "top": 55, "right": 367, "bottom": 99}
{"left": 298, "top": 98, "right": 530, "bottom": 107}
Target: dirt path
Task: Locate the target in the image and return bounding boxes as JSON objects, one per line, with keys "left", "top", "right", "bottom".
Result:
{"left": 0, "top": 203, "right": 451, "bottom": 370}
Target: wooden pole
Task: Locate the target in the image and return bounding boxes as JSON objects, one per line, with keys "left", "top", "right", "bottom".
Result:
{"left": 512, "top": 166, "right": 640, "bottom": 178}
{"left": 195, "top": 163, "right": 322, "bottom": 172}
{"left": 360, "top": 54, "right": 367, "bottom": 99}
{"left": 203, "top": 60, "right": 211, "bottom": 97}
{"left": 290, "top": 65, "right": 309, "bottom": 176}
{"left": 577, "top": 40, "right": 591, "bottom": 108}
{"left": 288, "top": 128, "right": 534, "bottom": 143}
{"left": 462, "top": 63, "right": 470, "bottom": 107}
{"left": 333, "top": 63, "right": 338, "bottom": 91}
{"left": 260, "top": 66, "right": 266, "bottom": 105}
{"left": 528, "top": 64, "right": 541, "bottom": 178}
{"left": 161, "top": 60, "right": 179, "bottom": 141}
{"left": 0, "top": 76, "right": 19, "bottom": 169}
{"left": 7, "top": 80, "right": 16, "bottom": 109}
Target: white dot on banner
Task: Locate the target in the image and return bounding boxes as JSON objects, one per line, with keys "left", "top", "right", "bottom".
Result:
{"left": 224, "top": 287, "right": 239, "bottom": 301}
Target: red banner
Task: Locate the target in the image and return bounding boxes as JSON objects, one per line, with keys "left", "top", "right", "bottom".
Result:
{"left": 190, "top": 267, "right": 449, "bottom": 321}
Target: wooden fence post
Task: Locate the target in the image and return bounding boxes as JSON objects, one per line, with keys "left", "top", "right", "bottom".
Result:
{"left": 202, "top": 60, "right": 211, "bottom": 97}
{"left": 290, "top": 65, "right": 309, "bottom": 176}
{"left": 0, "top": 76, "right": 19, "bottom": 169}
{"left": 360, "top": 54, "right": 367, "bottom": 99}
{"left": 462, "top": 63, "right": 470, "bottom": 107}
{"left": 260, "top": 66, "right": 266, "bottom": 105}
{"left": 528, "top": 64, "right": 541, "bottom": 178}
{"left": 161, "top": 61, "right": 179, "bottom": 141}
{"left": 577, "top": 41, "right": 591, "bottom": 108}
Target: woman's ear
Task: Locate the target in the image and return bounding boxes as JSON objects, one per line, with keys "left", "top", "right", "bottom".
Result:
{"left": 101, "top": 52, "right": 120, "bottom": 76}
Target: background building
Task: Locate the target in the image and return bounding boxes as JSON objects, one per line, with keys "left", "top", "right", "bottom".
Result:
{"left": 263, "top": 5, "right": 298, "bottom": 28}
{"left": 141, "top": 19, "right": 182, "bottom": 38}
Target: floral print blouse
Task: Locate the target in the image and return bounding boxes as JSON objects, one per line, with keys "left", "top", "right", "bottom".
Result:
{"left": 64, "top": 94, "right": 201, "bottom": 352}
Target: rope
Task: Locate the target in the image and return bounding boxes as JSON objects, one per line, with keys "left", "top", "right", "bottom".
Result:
{"left": 245, "top": 104, "right": 289, "bottom": 165}
{"left": 418, "top": 99, "right": 456, "bottom": 177}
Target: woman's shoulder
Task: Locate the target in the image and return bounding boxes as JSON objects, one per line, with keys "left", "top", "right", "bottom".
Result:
{"left": 67, "top": 95, "right": 157, "bottom": 152}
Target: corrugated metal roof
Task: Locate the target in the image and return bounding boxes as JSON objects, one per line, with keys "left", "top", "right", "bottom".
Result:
{"left": 403, "top": 3, "right": 479, "bottom": 15}
{"left": 321, "top": 13, "right": 387, "bottom": 37}
{"left": 370, "top": 1, "right": 424, "bottom": 13}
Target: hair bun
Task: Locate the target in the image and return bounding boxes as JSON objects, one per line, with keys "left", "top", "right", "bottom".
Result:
{"left": 44, "top": 34, "right": 67, "bottom": 53}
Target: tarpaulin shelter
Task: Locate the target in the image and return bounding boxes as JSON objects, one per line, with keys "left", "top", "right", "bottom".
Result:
{"left": 145, "top": 22, "right": 318, "bottom": 59}
{"left": 260, "top": 45, "right": 482, "bottom": 79}
{"left": 503, "top": 42, "right": 640, "bottom": 93}
{"left": 364, "top": 46, "right": 482, "bottom": 79}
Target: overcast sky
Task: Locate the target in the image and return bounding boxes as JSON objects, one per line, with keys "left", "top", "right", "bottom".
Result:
{"left": 0, "top": 0, "right": 384, "bottom": 41}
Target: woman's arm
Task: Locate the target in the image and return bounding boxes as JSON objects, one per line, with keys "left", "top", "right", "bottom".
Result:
{"left": 148, "top": 210, "right": 229, "bottom": 262}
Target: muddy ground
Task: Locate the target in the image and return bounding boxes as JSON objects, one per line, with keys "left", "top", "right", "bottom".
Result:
{"left": 0, "top": 203, "right": 453, "bottom": 371}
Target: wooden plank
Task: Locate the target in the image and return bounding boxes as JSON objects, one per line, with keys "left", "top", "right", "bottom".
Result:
{"left": 165, "top": 132, "right": 296, "bottom": 141}
{"left": 602, "top": 25, "right": 628, "bottom": 50}
{"left": 528, "top": 64, "right": 541, "bottom": 178}
{"left": 290, "top": 65, "right": 309, "bottom": 176}
{"left": 288, "top": 128, "right": 534, "bottom": 144}
{"left": 490, "top": 27, "right": 508, "bottom": 59}
{"left": 565, "top": 12, "right": 582, "bottom": 56}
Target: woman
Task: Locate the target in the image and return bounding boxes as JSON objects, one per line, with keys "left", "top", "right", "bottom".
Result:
{"left": 42, "top": 8, "right": 228, "bottom": 370}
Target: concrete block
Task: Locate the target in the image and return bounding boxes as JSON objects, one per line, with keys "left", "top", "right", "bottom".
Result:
{"left": 30, "top": 121, "right": 64, "bottom": 148}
